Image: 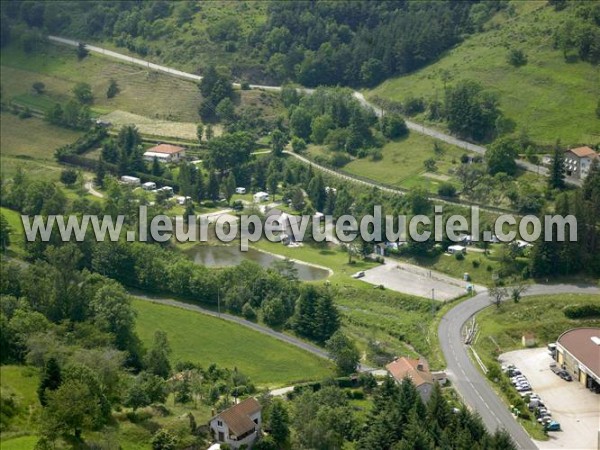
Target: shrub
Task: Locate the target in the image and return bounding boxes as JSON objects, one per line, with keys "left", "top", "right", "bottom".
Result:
{"left": 454, "top": 252, "right": 465, "bottom": 261}
{"left": 18, "top": 107, "right": 32, "bottom": 119}
{"left": 507, "top": 48, "right": 528, "bottom": 67}
{"left": 60, "top": 168, "right": 78, "bottom": 186}
{"left": 563, "top": 304, "right": 600, "bottom": 319}
{"left": 32, "top": 81, "right": 45, "bottom": 94}
{"left": 437, "top": 183, "right": 457, "bottom": 197}
{"left": 472, "top": 259, "right": 481, "bottom": 268}
{"left": 240, "top": 82, "right": 251, "bottom": 90}
{"left": 242, "top": 303, "right": 257, "bottom": 321}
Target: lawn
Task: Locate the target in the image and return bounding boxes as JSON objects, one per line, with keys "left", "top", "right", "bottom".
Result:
{"left": 325, "top": 133, "right": 468, "bottom": 193}
{"left": 473, "top": 293, "right": 600, "bottom": 368}
{"left": 132, "top": 298, "right": 333, "bottom": 387}
{"left": 368, "top": 1, "right": 599, "bottom": 146}
{"left": 0, "top": 207, "right": 25, "bottom": 257}
{"left": 0, "top": 365, "right": 41, "bottom": 445}
{"left": 250, "top": 240, "right": 439, "bottom": 367}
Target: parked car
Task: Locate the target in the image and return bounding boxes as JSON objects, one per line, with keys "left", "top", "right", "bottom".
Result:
{"left": 544, "top": 421, "right": 561, "bottom": 431}
{"left": 352, "top": 271, "right": 365, "bottom": 279}
{"left": 558, "top": 371, "right": 573, "bottom": 381}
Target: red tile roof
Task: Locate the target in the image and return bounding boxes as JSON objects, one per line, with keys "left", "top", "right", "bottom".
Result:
{"left": 146, "top": 144, "right": 185, "bottom": 154}
{"left": 215, "top": 397, "right": 261, "bottom": 437}
{"left": 567, "top": 146, "right": 598, "bottom": 158}
{"left": 386, "top": 357, "right": 433, "bottom": 387}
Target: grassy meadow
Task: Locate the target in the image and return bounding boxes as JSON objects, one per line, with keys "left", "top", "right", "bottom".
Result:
{"left": 368, "top": 1, "right": 600, "bottom": 146}
{"left": 132, "top": 298, "right": 333, "bottom": 387}
{"left": 474, "top": 293, "right": 600, "bottom": 368}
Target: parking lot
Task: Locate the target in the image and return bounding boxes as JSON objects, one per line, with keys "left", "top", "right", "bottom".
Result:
{"left": 360, "top": 260, "right": 480, "bottom": 300}
{"left": 500, "top": 348, "right": 599, "bottom": 450}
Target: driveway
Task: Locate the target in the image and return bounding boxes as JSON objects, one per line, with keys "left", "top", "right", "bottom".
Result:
{"left": 500, "top": 348, "right": 600, "bottom": 450}
{"left": 360, "top": 259, "right": 481, "bottom": 301}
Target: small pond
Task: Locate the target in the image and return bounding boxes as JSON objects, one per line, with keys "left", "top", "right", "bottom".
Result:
{"left": 185, "top": 245, "right": 330, "bottom": 281}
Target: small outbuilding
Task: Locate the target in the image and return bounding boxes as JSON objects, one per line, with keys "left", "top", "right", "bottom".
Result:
{"left": 447, "top": 245, "right": 466, "bottom": 255}
{"left": 142, "top": 181, "right": 157, "bottom": 190}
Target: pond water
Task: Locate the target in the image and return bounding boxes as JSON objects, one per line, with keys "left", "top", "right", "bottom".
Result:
{"left": 185, "top": 245, "right": 330, "bottom": 281}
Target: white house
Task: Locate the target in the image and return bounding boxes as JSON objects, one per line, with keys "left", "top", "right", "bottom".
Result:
{"left": 564, "top": 146, "right": 599, "bottom": 180}
{"left": 142, "top": 181, "right": 156, "bottom": 190}
{"left": 253, "top": 192, "right": 269, "bottom": 202}
{"left": 236, "top": 187, "right": 247, "bottom": 194}
{"left": 120, "top": 175, "right": 141, "bottom": 186}
{"left": 143, "top": 143, "right": 186, "bottom": 163}
{"left": 209, "top": 398, "right": 262, "bottom": 449}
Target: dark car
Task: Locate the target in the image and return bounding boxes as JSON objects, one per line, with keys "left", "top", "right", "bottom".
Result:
{"left": 558, "top": 371, "right": 573, "bottom": 381}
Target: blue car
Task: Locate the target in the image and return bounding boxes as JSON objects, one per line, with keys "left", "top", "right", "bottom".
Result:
{"left": 545, "top": 421, "right": 561, "bottom": 431}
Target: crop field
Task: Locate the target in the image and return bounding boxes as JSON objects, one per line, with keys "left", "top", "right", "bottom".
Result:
{"left": 132, "top": 298, "right": 333, "bottom": 387}
{"left": 368, "top": 2, "right": 599, "bottom": 145}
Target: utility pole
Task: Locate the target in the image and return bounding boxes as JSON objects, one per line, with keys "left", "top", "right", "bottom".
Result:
{"left": 217, "top": 288, "right": 221, "bottom": 317}
{"left": 431, "top": 288, "right": 435, "bottom": 316}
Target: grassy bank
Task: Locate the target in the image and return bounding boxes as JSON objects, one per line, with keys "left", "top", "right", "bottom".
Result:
{"left": 368, "top": 1, "right": 599, "bottom": 145}
{"left": 132, "top": 298, "right": 333, "bottom": 387}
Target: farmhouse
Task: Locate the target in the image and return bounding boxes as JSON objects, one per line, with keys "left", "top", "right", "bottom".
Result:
{"left": 564, "top": 146, "right": 599, "bottom": 180}
{"left": 143, "top": 143, "right": 186, "bottom": 163}
{"left": 555, "top": 327, "right": 600, "bottom": 392}
{"left": 209, "top": 397, "right": 262, "bottom": 449}
{"left": 386, "top": 357, "right": 434, "bottom": 402}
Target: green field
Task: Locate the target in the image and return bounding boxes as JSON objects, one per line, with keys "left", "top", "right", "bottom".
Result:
{"left": 474, "top": 293, "right": 600, "bottom": 367}
{"left": 132, "top": 298, "right": 333, "bottom": 387}
{"left": 0, "top": 365, "right": 41, "bottom": 446}
{"left": 309, "top": 133, "right": 467, "bottom": 193}
{"left": 0, "top": 112, "right": 82, "bottom": 181}
{"left": 368, "top": 1, "right": 599, "bottom": 145}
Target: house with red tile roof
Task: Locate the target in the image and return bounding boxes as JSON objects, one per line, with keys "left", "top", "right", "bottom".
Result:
{"left": 564, "top": 146, "right": 599, "bottom": 180}
{"left": 386, "top": 356, "right": 434, "bottom": 401}
{"left": 209, "top": 397, "right": 262, "bottom": 449}
{"left": 143, "top": 143, "right": 186, "bottom": 163}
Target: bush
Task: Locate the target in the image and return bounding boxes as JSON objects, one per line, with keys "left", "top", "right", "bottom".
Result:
{"left": 240, "top": 82, "right": 251, "bottom": 90}
{"left": 454, "top": 252, "right": 465, "bottom": 261}
{"left": 60, "top": 168, "right": 78, "bottom": 186}
{"left": 18, "top": 107, "right": 32, "bottom": 119}
{"left": 507, "top": 48, "right": 528, "bottom": 67}
{"left": 242, "top": 303, "right": 257, "bottom": 321}
{"left": 472, "top": 259, "right": 481, "bottom": 268}
{"left": 32, "top": 81, "right": 45, "bottom": 94}
{"left": 437, "top": 183, "right": 457, "bottom": 197}
{"left": 563, "top": 303, "right": 600, "bottom": 319}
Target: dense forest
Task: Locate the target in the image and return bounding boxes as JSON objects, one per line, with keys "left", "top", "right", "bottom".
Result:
{"left": 0, "top": 0, "right": 505, "bottom": 86}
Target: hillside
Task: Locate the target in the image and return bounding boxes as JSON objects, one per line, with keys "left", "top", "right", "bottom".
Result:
{"left": 368, "top": 1, "right": 600, "bottom": 146}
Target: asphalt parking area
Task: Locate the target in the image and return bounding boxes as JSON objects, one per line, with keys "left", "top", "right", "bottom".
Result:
{"left": 499, "top": 348, "right": 599, "bottom": 450}
{"left": 360, "top": 260, "right": 476, "bottom": 300}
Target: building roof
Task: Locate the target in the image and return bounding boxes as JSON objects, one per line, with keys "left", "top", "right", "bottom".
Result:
{"left": 214, "top": 398, "right": 261, "bottom": 437}
{"left": 567, "top": 146, "right": 598, "bottom": 159}
{"left": 557, "top": 328, "right": 600, "bottom": 377}
{"left": 143, "top": 151, "right": 172, "bottom": 159}
{"left": 146, "top": 143, "right": 185, "bottom": 155}
{"left": 386, "top": 357, "right": 433, "bottom": 387}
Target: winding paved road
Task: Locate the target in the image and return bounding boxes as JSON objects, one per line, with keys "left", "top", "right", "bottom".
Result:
{"left": 439, "top": 283, "right": 600, "bottom": 449}
{"left": 49, "top": 35, "right": 577, "bottom": 185}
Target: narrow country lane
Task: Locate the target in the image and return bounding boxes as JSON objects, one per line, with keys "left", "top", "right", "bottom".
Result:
{"left": 48, "top": 35, "right": 577, "bottom": 185}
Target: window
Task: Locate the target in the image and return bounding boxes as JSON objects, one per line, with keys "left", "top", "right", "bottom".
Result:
{"left": 217, "top": 420, "right": 223, "bottom": 427}
{"left": 254, "top": 418, "right": 259, "bottom": 424}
